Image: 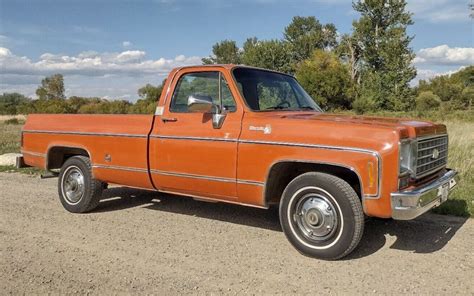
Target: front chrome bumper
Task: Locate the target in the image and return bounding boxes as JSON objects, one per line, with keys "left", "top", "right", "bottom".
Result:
{"left": 391, "top": 169, "right": 459, "bottom": 220}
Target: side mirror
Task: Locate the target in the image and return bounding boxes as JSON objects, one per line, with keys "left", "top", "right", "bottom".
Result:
{"left": 187, "top": 94, "right": 214, "bottom": 113}
{"left": 187, "top": 94, "right": 227, "bottom": 129}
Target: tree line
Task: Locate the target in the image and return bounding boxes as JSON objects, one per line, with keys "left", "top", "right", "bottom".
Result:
{"left": 202, "top": 0, "right": 472, "bottom": 113}
{"left": 0, "top": 0, "right": 472, "bottom": 115}
{"left": 0, "top": 75, "right": 164, "bottom": 115}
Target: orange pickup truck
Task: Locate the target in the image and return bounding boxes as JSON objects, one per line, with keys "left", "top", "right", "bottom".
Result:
{"left": 18, "top": 65, "right": 459, "bottom": 259}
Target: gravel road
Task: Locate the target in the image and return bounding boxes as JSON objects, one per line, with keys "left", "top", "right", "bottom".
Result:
{"left": 1, "top": 172, "right": 473, "bottom": 295}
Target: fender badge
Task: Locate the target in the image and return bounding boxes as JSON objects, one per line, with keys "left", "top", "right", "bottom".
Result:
{"left": 249, "top": 124, "right": 272, "bottom": 134}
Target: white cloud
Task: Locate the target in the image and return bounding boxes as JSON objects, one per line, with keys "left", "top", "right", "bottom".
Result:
{"left": 122, "top": 41, "right": 132, "bottom": 48}
{"left": 412, "top": 66, "right": 466, "bottom": 85}
{"left": 0, "top": 47, "right": 202, "bottom": 100}
{"left": 407, "top": 0, "right": 470, "bottom": 22}
{"left": 0, "top": 47, "right": 12, "bottom": 57}
{"left": 414, "top": 44, "right": 474, "bottom": 66}
{"left": 116, "top": 50, "right": 146, "bottom": 63}
{"left": 0, "top": 47, "right": 202, "bottom": 76}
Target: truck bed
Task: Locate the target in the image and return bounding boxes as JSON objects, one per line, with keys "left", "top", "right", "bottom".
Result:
{"left": 22, "top": 114, "right": 155, "bottom": 189}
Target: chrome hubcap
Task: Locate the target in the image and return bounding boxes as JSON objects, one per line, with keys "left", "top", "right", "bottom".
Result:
{"left": 62, "top": 167, "right": 85, "bottom": 204}
{"left": 294, "top": 194, "right": 338, "bottom": 241}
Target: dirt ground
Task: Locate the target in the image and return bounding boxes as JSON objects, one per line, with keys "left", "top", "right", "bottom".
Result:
{"left": 1, "top": 172, "right": 473, "bottom": 295}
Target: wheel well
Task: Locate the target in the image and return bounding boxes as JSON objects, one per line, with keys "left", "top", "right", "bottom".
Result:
{"left": 47, "top": 147, "right": 90, "bottom": 170}
{"left": 264, "top": 162, "right": 362, "bottom": 206}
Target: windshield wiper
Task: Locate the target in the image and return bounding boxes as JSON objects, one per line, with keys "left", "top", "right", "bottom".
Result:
{"left": 264, "top": 106, "right": 316, "bottom": 111}
{"left": 265, "top": 106, "right": 288, "bottom": 110}
{"left": 297, "top": 106, "right": 315, "bottom": 110}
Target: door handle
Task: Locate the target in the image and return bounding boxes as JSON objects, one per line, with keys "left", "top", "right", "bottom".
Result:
{"left": 161, "top": 117, "right": 178, "bottom": 123}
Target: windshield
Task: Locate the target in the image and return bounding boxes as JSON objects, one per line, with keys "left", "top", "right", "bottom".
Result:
{"left": 232, "top": 67, "right": 322, "bottom": 112}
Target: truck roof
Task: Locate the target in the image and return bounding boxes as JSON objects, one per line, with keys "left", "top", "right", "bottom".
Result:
{"left": 175, "top": 64, "right": 293, "bottom": 77}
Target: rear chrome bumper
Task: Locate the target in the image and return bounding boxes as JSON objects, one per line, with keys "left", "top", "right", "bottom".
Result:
{"left": 16, "top": 155, "right": 29, "bottom": 168}
{"left": 391, "top": 169, "right": 459, "bottom": 220}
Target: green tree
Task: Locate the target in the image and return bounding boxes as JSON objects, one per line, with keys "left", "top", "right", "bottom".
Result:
{"left": 77, "top": 101, "right": 102, "bottom": 114}
{"left": 66, "top": 96, "right": 101, "bottom": 113}
{"left": 75, "top": 99, "right": 131, "bottom": 114}
{"left": 416, "top": 91, "right": 441, "bottom": 111}
{"left": 103, "top": 100, "right": 132, "bottom": 114}
{"left": 130, "top": 99, "right": 157, "bottom": 114}
{"left": 336, "top": 34, "right": 362, "bottom": 85}
{"left": 0, "top": 93, "right": 32, "bottom": 115}
{"left": 130, "top": 81, "right": 165, "bottom": 114}
{"left": 296, "top": 50, "right": 354, "bottom": 110}
{"left": 202, "top": 40, "right": 241, "bottom": 64}
{"left": 450, "top": 65, "right": 474, "bottom": 87}
{"left": 284, "top": 16, "right": 337, "bottom": 64}
{"left": 456, "top": 86, "right": 474, "bottom": 110}
{"left": 352, "top": 0, "right": 416, "bottom": 111}
{"left": 241, "top": 38, "right": 293, "bottom": 73}
{"left": 138, "top": 83, "right": 164, "bottom": 102}
{"left": 32, "top": 98, "right": 71, "bottom": 113}
{"left": 415, "top": 66, "right": 473, "bottom": 110}
{"left": 421, "top": 76, "right": 463, "bottom": 102}
{"left": 36, "top": 74, "right": 66, "bottom": 100}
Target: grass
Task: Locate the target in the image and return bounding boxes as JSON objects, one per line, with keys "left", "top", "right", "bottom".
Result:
{"left": 4, "top": 118, "right": 25, "bottom": 125}
{"left": 0, "top": 165, "right": 44, "bottom": 175}
{"left": 0, "top": 120, "right": 22, "bottom": 155}
{"left": 359, "top": 109, "right": 474, "bottom": 123}
{"left": 0, "top": 119, "right": 43, "bottom": 175}
{"left": 340, "top": 110, "right": 474, "bottom": 217}
{"left": 0, "top": 112, "right": 472, "bottom": 217}
{"left": 432, "top": 121, "right": 473, "bottom": 217}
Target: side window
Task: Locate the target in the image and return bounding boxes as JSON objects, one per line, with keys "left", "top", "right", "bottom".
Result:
{"left": 170, "top": 71, "right": 236, "bottom": 113}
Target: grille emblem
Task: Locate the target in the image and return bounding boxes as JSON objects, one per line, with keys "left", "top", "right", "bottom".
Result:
{"left": 431, "top": 148, "right": 440, "bottom": 159}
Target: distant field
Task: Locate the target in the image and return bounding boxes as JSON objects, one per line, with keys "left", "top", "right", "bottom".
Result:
{"left": 0, "top": 112, "right": 472, "bottom": 217}
{"left": 435, "top": 120, "right": 473, "bottom": 217}
{"left": 0, "top": 115, "right": 26, "bottom": 122}
{"left": 0, "top": 118, "right": 22, "bottom": 155}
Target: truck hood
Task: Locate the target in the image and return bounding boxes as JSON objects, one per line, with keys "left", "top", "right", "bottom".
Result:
{"left": 265, "top": 112, "right": 447, "bottom": 138}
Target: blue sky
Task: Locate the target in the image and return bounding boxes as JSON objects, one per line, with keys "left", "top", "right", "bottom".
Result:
{"left": 1, "top": 0, "right": 473, "bottom": 100}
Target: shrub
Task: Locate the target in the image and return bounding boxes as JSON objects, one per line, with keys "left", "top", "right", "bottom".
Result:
{"left": 454, "top": 86, "right": 474, "bottom": 110}
{"left": 416, "top": 91, "right": 441, "bottom": 111}
{"left": 296, "top": 50, "right": 353, "bottom": 110}
{"left": 0, "top": 93, "right": 32, "bottom": 115}
{"left": 4, "top": 118, "right": 22, "bottom": 125}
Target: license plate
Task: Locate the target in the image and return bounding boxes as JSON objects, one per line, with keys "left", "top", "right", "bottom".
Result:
{"left": 438, "top": 182, "right": 449, "bottom": 202}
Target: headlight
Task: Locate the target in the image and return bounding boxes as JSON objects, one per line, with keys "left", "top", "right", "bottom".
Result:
{"left": 399, "top": 139, "right": 417, "bottom": 176}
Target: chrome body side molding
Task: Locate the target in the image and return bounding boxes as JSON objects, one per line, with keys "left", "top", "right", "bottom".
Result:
{"left": 150, "top": 135, "right": 238, "bottom": 142}
{"left": 21, "top": 150, "right": 46, "bottom": 158}
{"left": 92, "top": 164, "right": 264, "bottom": 186}
{"left": 24, "top": 131, "right": 383, "bottom": 199}
{"left": 23, "top": 130, "right": 148, "bottom": 138}
{"left": 239, "top": 139, "right": 382, "bottom": 199}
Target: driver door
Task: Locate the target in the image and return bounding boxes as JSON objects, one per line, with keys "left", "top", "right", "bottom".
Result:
{"left": 149, "top": 69, "right": 242, "bottom": 200}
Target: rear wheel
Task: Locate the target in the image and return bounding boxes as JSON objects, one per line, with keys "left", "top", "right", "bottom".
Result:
{"left": 58, "top": 156, "right": 104, "bottom": 213}
{"left": 279, "top": 172, "right": 364, "bottom": 260}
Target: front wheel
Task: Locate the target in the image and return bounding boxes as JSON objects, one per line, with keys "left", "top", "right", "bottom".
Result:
{"left": 58, "top": 156, "right": 104, "bottom": 213}
{"left": 279, "top": 172, "right": 364, "bottom": 260}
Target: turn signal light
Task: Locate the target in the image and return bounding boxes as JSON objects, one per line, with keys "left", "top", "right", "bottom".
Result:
{"left": 368, "top": 161, "right": 375, "bottom": 189}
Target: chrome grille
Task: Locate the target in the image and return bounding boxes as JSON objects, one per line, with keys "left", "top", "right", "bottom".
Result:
{"left": 416, "top": 135, "right": 448, "bottom": 178}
